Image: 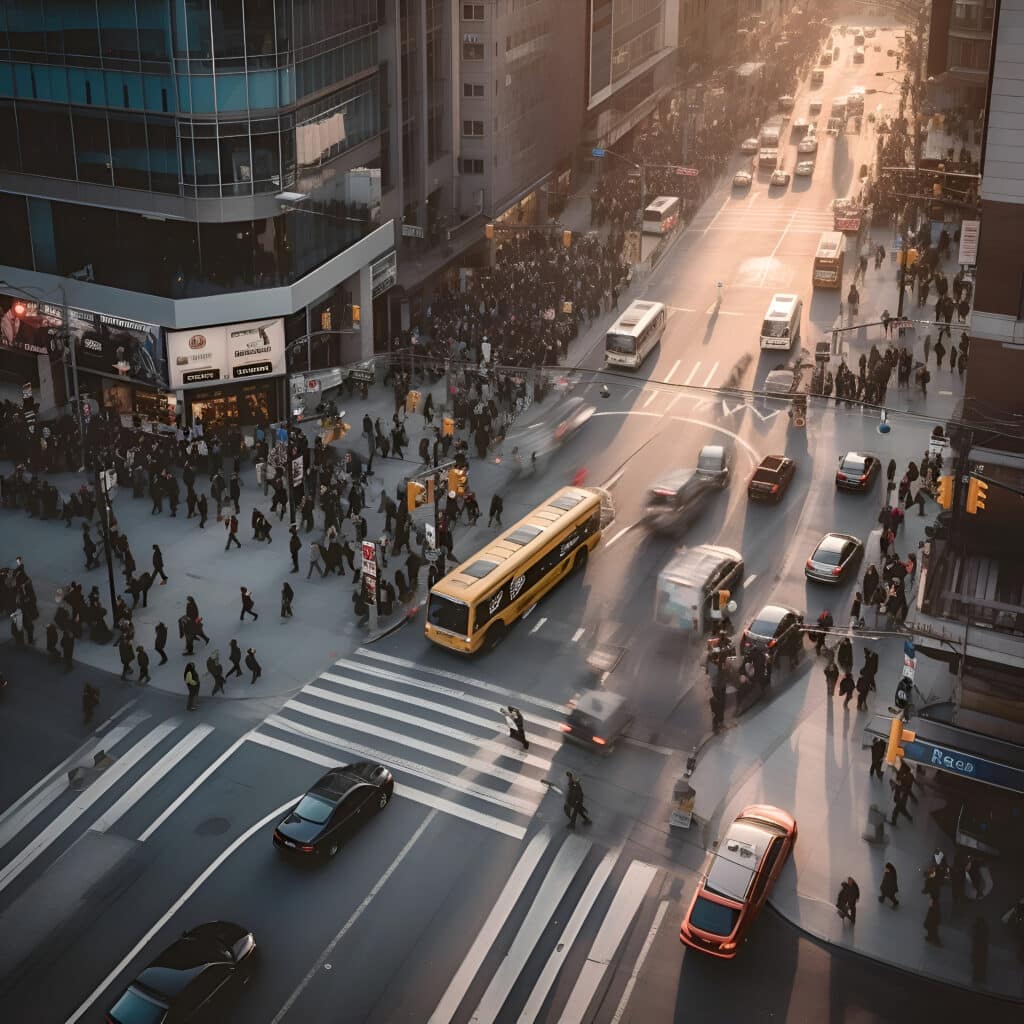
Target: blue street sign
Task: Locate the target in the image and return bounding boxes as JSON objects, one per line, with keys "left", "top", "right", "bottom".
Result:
{"left": 903, "top": 738, "right": 1024, "bottom": 794}
{"left": 592, "top": 148, "right": 606, "bottom": 158}
{"left": 903, "top": 640, "right": 916, "bottom": 658}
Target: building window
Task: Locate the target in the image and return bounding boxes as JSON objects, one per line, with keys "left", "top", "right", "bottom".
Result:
{"left": 462, "top": 119, "right": 484, "bottom": 136}
{"left": 463, "top": 82, "right": 485, "bottom": 97}
{"left": 461, "top": 158, "right": 484, "bottom": 174}
{"left": 463, "top": 3, "right": 485, "bottom": 19}
{"left": 462, "top": 41, "right": 484, "bottom": 60}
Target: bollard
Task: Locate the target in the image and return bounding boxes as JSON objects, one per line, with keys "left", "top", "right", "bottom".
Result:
{"left": 861, "top": 803, "right": 889, "bottom": 845}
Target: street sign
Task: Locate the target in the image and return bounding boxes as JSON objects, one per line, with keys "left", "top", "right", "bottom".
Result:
{"left": 891, "top": 318, "right": 913, "bottom": 330}
{"left": 928, "top": 435, "right": 950, "bottom": 456}
{"left": 361, "top": 541, "right": 377, "bottom": 578}
{"left": 424, "top": 523, "right": 436, "bottom": 549}
{"left": 592, "top": 148, "right": 606, "bottom": 158}
{"left": 291, "top": 455, "right": 303, "bottom": 487}
{"left": 957, "top": 219, "right": 979, "bottom": 265}
{"left": 675, "top": 166, "right": 699, "bottom": 176}
{"left": 401, "top": 223, "right": 424, "bottom": 239}
{"left": 903, "top": 638, "right": 917, "bottom": 681}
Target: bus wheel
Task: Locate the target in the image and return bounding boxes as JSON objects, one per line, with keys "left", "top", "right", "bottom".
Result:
{"left": 484, "top": 622, "right": 506, "bottom": 651}
{"left": 574, "top": 547, "right": 589, "bottom": 573}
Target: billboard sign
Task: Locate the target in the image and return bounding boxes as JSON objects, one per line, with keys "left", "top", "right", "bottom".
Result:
{"left": 167, "top": 318, "right": 285, "bottom": 389}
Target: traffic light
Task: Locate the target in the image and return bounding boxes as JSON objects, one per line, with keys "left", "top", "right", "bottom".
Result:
{"left": 405, "top": 389, "right": 421, "bottom": 414}
{"left": 791, "top": 394, "right": 807, "bottom": 428}
{"left": 935, "top": 475, "right": 954, "bottom": 509}
{"left": 448, "top": 467, "right": 468, "bottom": 495}
{"left": 442, "top": 415, "right": 455, "bottom": 438}
{"left": 711, "top": 590, "right": 730, "bottom": 620}
{"left": 562, "top": 229, "right": 572, "bottom": 248}
{"left": 884, "top": 716, "right": 917, "bottom": 766}
{"left": 351, "top": 303, "right": 360, "bottom": 324}
{"left": 407, "top": 481, "right": 426, "bottom": 509}
{"left": 965, "top": 477, "right": 988, "bottom": 514}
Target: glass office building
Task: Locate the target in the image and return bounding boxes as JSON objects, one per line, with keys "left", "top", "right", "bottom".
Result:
{"left": 0, "top": 1, "right": 395, "bottom": 426}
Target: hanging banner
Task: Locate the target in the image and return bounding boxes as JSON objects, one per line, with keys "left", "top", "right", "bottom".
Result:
{"left": 167, "top": 318, "right": 286, "bottom": 389}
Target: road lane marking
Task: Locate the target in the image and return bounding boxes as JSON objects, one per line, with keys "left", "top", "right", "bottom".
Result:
{"left": 591, "top": 411, "right": 761, "bottom": 467}
{"left": 138, "top": 733, "right": 250, "bottom": 842}
{"left": 469, "top": 835, "right": 591, "bottom": 1024}
{"left": 354, "top": 649, "right": 564, "bottom": 712}
{"left": 702, "top": 196, "right": 730, "bottom": 236}
{"left": 722, "top": 398, "right": 745, "bottom": 417}
{"left": 530, "top": 616, "right": 547, "bottom": 634}
{"left": 65, "top": 796, "right": 299, "bottom": 1024}
{"left": 664, "top": 359, "right": 681, "bottom": 383}
{"left": 744, "top": 574, "right": 758, "bottom": 587}
{"left": 516, "top": 848, "right": 618, "bottom": 1022}
{"left": 702, "top": 362, "right": 719, "bottom": 387}
{"left": 683, "top": 362, "right": 701, "bottom": 385}
{"left": 558, "top": 860, "right": 660, "bottom": 1024}
{"left": 664, "top": 393, "right": 683, "bottom": 413}
{"left": 0, "top": 709, "right": 150, "bottom": 853}
{"left": 642, "top": 391, "right": 658, "bottom": 408}
{"left": 572, "top": 627, "right": 586, "bottom": 642}
{"left": 760, "top": 209, "right": 798, "bottom": 286}
{"left": 270, "top": 810, "right": 439, "bottom": 1024}
{"left": 245, "top": 732, "right": 525, "bottom": 839}
{"left": 622, "top": 737, "right": 675, "bottom": 756}
{"left": 610, "top": 899, "right": 670, "bottom": 1024}
{"left": 604, "top": 525, "right": 633, "bottom": 548}
{"left": 91, "top": 724, "right": 214, "bottom": 834}
{"left": 428, "top": 828, "right": 553, "bottom": 1024}
{"left": 0, "top": 720, "right": 178, "bottom": 897}
{"left": 601, "top": 468, "right": 626, "bottom": 490}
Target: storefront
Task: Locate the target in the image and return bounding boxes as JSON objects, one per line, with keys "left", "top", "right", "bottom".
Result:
{"left": 167, "top": 316, "right": 286, "bottom": 430}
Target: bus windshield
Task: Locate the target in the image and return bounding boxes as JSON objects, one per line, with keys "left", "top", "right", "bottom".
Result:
{"left": 761, "top": 320, "right": 790, "bottom": 339}
{"left": 606, "top": 333, "right": 637, "bottom": 354}
{"left": 426, "top": 594, "right": 469, "bottom": 635}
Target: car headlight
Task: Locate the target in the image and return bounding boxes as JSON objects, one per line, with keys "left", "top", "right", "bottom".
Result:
{"left": 720, "top": 941, "right": 737, "bottom": 951}
{"left": 232, "top": 934, "right": 256, "bottom": 961}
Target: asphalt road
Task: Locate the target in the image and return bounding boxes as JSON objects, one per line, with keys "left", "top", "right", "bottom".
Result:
{"left": 2, "top": 15, "right": 1017, "bottom": 1024}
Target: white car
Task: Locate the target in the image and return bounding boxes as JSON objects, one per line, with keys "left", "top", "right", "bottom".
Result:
{"left": 770, "top": 169, "right": 791, "bottom": 187}
{"left": 795, "top": 160, "right": 815, "bottom": 177}
{"left": 733, "top": 169, "right": 753, "bottom": 188}
{"left": 797, "top": 135, "right": 818, "bottom": 153}
{"left": 741, "top": 137, "right": 760, "bottom": 154}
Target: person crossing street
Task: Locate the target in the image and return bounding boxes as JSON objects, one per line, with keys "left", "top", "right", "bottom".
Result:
{"left": 564, "top": 771, "right": 592, "bottom": 828}
{"left": 226, "top": 638, "right": 243, "bottom": 679}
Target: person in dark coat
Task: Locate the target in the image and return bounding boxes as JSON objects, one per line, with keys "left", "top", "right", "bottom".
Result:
{"left": 836, "top": 877, "right": 860, "bottom": 923}
{"left": 225, "top": 514, "right": 241, "bottom": 549}
{"left": 46, "top": 621, "right": 60, "bottom": 662}
{"left": 245, "top": 647, "right": 262, "bottom": 685}
{"left": 855, "top": 669, "right": 874, "bottom": 710}
{"left": 288, "top": 526, "right": 301, "bottom": 572}
{"left": 406, "top": 549, "right": 423, "bottom": 588}
{"left": 136, "top": 645, "right": 151, "bottom": 684}
{"left": 197, "top": 492, "right": 209, "bottom": 528}
{"left": 184, "top": 662, "right": 200, "bottom": 710}
{"left": 226, "top": 638, "right": 243, "bottom": 679}
{"left": 152, "top": 544, "right": 168, "bottom": 584}
{"left": 240, "top": 586, "right": 258, "bottom": 620}
{"left": 488, "top": 493, "right": 504, "bottom": 527}
{"left": 839, "top": 671, "right": 855, "bottom": 708}
{"left": 229, "top": 472, "right": 241, "bottom": 514}
{"left": 280, "top": 581, "right": 294, "bottom": 618}
{"left": 352, "top": 586, "right": 370, "bottom": 627}
{"left": 564, "top": 771, "right": 592, "bottom": 828}
{"left": 870, "top": 736, "right": 886, "bottom": 780}
{"left": 118, "top": 636, "right": 135, "bottom": 679}
{"left": 207, "top": 650, "right": 227, "bottom": 695}
{"left": 924, "top": 896, "right": 942, "bottom": 945}
{"left": 879, "top": 863, "right": 899, "bottom": 908}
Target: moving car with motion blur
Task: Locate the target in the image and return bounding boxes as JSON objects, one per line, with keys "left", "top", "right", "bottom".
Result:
{"left": 552, "top": 396, "right": 596, "bottom": 443}
{"left": 680, "top": 805, "right": 797, "bottom": 958}
{"left": 107, "top": 921, "right": 256, "bottom": 1023}
{"left": 741, "top": 604, "right": 804, "bottom": 658}
{"left": 561, "top": 689, "right": 634, "bottom": 754}
{"left": 642, "top": 470, "right": 716, "bottom": 535}
{"left": 805, "top": 532, "right": 864, "bottom": 584}
{"left": 835, "top": 451, "right": 880, "bottom": 492}
{"left": 696, "top": 444, "right": 732, "bottom": 489}
{"left": 655, "top": 544, "right": 744, "bottom": 636}
{"left": 273, "top": 763, "right": 394, "bottom": 858}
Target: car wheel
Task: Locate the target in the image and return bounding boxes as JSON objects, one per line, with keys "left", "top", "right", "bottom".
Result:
{"left": 574, "top": 547, "right": 589, "bottom": 573}
{"left": 377, "top": 789, "right": 391, "bottom": 811}
{"left": 327, "top": 841, "right": 340, "bottom": 858}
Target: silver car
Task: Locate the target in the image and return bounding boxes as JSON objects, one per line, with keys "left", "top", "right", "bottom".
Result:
{"left": 805, "top": 532, "right": 863, "bottom": 583}
{"left": 696, "top": 444, "right": 731, "bottom": 489}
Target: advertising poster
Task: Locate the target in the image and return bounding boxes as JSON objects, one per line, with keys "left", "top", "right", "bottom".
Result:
{"left": 167, "top": 318, "right": 285, "bottom": 389}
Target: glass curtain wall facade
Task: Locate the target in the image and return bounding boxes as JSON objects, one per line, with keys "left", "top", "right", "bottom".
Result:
{"left": 0, "top": 1, "right": 384, "bottom": 299}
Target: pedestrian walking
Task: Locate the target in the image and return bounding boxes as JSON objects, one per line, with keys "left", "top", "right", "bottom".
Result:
{"left": 239, "top": 586, "right": 258, "bottom": 621}
{"left": 207, "top": 650, "right": 226, "bottom": 695}
{"left": 225, "top": 514, "right": 241, "bottom": 549}
{"left": 709, "top": 688, "right": 726, "bottom": 728}
{"left": 870, "top": 736, "right": 886, "bottom": 780}
{"left": 924, "top": 896, "right": 942, "bottom": 945}
{"left": 197, "top": 492, "right": 209, "bottom": 528}
{"left": 245, "top": 647, "right": 262, "bottom": 685}
{"left": 500, "top": 705, "right": 529, "bottom": 750}
{"left": 289, "top": 526, "right": 301, "bottom": 572}
{"left": 824, "top": 659, "right": 839, "bottom": 696}
{"left": 136, "top": 645, "right": 151, "bottom": 684}
{"left": 849, "top": 591, "right": 863, "bottom": 631}
{"left": 307, "top": 541, "right": 326, "bottom": 578}
{"left": 352, "top": 585, "right": 370, "bottom": 627}
{"left": 184, "top": 662, "right": 201, "bottom": 710}
{"left": 280, "top": 580, "right": 294, "bottom": 618}
{"left": 836, "top": 877, "right": 860, "bottom": 924}
{"left": 82, "top": 682, "right": 100, "bottom": 725}
{"left": 564, "top": 771, "right": 592, "bottom": 829}
{"left": 855, "top": 668, "right": 874, "bottom": 710}
{"left": 922, "top": 865, "right": 943, "bottom": 900}
{"left": 229, "top": 472, "right": 241, "bottom": 514}
{"left": 879, "top": 863, "right": 900, "bottom": 908}
{"left": 839, "top": 671, "right": 855, "bottom": 708}
{"left": 152, "top": 544, "right": 168, "bottom": 584}
{"left": 488, "top": 493, "right": 503, "bottom": 527}
{"left": 46, "top": 621, "right": 59, "bottom": 662}
{"left": 891, "top": 780, "right": 914, "bottom": 825}
{"left": 226, "top": 638, "right": 243, "bottom": 678}
{"left": 118, "top": 635, "right": 135, "bottom": 679}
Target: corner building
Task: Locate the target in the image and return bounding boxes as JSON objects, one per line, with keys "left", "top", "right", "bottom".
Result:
{"left": 0, "top": 2, "right": 395, "bottom": 429}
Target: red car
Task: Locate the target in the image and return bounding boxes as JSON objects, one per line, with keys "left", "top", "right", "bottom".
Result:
{"left": 680, "top": 804, "right": 797, "bottom": 958}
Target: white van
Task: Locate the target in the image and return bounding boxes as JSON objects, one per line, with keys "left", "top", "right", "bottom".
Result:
{"left": 759, "top": 293, "right": 802, "bottom": 350}
{"left": 848, "top": 86, "right": 865, "bottom": 114}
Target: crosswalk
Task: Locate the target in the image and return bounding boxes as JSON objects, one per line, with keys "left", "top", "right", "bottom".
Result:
{"left": 693, "top": 204, "right": 837, "bottom": 235}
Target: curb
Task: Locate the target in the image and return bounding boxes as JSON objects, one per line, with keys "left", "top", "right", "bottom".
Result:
{"left": 365, "top": 601, "right": 422, "bottom": 645}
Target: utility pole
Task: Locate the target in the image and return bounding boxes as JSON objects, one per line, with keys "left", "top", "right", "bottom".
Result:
{"left": 94, "top": 465, "right": 119, "bottom": 624}
{"left": 62, "top": 285, "right": 86, "bottom": 470}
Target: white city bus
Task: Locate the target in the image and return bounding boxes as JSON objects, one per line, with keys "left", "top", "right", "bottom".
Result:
{"left": 605, "top": 300, "right": 667, "bottom": 369}
{"left": 642, "top": 196, "right": 681, "bottom": 235}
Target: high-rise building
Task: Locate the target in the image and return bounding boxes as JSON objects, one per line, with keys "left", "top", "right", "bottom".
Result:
{"left": 0, "top": 2, "right": 395, "bottom": 429}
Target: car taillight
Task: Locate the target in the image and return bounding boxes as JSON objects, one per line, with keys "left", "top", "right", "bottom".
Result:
{"left": 301, "top": 844, "right": 315, "bottom": 852}
{"left": 832, "top": 566, "right": 843, "bottom": 576}
{"left": 592, "top": 736, "right": 607, "bottom": 746}
{"left": 768, "top": 638, "right": 777, "bottom": 648}
{"left": 771, "top": 484, "right": 779, "bottom": 493}
{"left": 859, "top": 474, "right": 867, "bottom": 482}
{"left": 837, "top": 473, "right": 846, "bottom": 481}
{"left": 559, "top": 723, "right": 572, "bottom": 733}
{"left": 806, "top": 559, "right": 814, "bottom": 568}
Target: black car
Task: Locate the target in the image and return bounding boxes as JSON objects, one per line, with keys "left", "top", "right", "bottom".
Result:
{"left": 273, "top": 762, "right": 394, "bottom": 858}
{"left": 835, "top": 452, "right": 880, "bottom": 492}
{"left": 741, "top": 604, "right": 804, "bottom": 659}
{"left": 107, "top": 921, "right": 256, "bottom": 1024}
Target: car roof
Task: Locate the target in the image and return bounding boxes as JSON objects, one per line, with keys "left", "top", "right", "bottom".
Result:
{"left": 662, "top": 544, "right": 741, "bottom": 585}
{"left": 752, "top": 604, "right": 793, "bottom": 625}
{"left": 699, "top": 444, "right": 725, "bottom": 459}
{"left": 817, "top": 533, "right": 853, "bottom": 554}
{"left": 705, "top": 820, "right": 774, "bottom": 901}
{"left": 572, "top": 689, "right": 627, "bottom": 718}
{"left": 649, "top": 469, "right": 700, "bottom": 493}
{"left": 841, "top": 451, "right": 870, "bottom": 463}
{"left": 311, "top": 764, "right": 374, "bottom": 801}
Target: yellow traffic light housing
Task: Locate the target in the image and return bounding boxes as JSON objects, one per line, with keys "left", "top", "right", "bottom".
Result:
{"left": 935, "top": 475, "right": 954, "bottom": 510}
{"left": 405, "top": 389, "right": 421, "bottom": 414}
{"left": 351, "top": 303, "right": 361, "bottom": 324}
{"left": 448, "top": 467, "right": 468, "bottom": 495}
{"left": 884, "top": 717, "right": 917, "bottom": 766}
{"left": 485, "top": 223, "right": 494, "bottom": 240}
{"left": 442, "top": 415, "right": 455, "bottom": 438}
{"left": 562, "top": 229, "right": 572, "bottom": 248}
{"left": 965, "top": 477, "right": 988, "bottom": 514}
{"left": 407, "top": 481, "right": 426, "bottom": 509}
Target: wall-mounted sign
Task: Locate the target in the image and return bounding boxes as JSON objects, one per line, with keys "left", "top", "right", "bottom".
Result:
{"left": 167, "top": 318, "right": 285, "bottom": 389}
{"left": 371, "top": 251, "right": 398, "bottom": 298}
{"left": 957, "top": 219, "right": 979, "bottom": 266}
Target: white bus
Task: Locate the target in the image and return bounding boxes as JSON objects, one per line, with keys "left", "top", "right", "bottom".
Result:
{"left": 759, "top": 293, "right": 802, "bottom": 351}
{"left": 642, "top": 196, "right": 681, "bottom": 235}
{"left": 605, "top": 300, "right": 667, "bottom": 369}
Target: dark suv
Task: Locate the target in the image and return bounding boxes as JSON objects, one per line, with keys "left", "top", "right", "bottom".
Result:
{"left": 741, "top": 604, "right": 804, "bottom": 660}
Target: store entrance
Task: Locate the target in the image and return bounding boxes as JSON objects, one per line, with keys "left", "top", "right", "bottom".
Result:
{"left": 188, "top": 381, "right": 278, "bottom": 431}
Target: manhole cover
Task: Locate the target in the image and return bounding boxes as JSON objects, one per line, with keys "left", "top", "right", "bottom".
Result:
{"left": 196, "top": 817, "right": 231, "bottom": 836}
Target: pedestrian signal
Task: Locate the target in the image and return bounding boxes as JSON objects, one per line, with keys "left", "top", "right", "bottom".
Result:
{"left": 935, "top": 475, "right": 954, "bottom": 509}
{"left": 562, "top": 229, "right": 572, "bottom": 248}
{"left": 884, "top": 716, "right": 916, "bottom": 766}
{"left": 717, "top": 590, "right": 731, "bottom": 611}
{"left": 442, "top": 416, "right": 455, "bottom": 437}
{"left": 448, "top": 467, "right": 468, "bottom": 495}
{"left": 406, "top": 389, "right": 421, "bottom": 414}
{"left": 791, "top": 395, "right": 807, "bottom": 428}
{"left": 965, "top": 477, "right": 987, "bottom": 515}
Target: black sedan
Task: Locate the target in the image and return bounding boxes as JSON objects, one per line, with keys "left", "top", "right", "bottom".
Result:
{"left": 805, "top": 532, "right": 863, "bottom": 583}
{"left": 273, "top": 762, "right": 394, "bottom": 858}
{"left": 835, "top": 451, "right": 880, "bottom": 492}
{"left": 107, "top": 921, "right": 256, "bottom": 1023}
{"left": 741, "top": 604, "right": 804, "bottom": 659}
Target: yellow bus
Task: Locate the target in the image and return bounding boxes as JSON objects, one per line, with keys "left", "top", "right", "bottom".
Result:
{"left": 424, "top": 486, "right": 604, "bottom": 654}
{"left": 812, "top": 231, "right": 845, "bottom": 289}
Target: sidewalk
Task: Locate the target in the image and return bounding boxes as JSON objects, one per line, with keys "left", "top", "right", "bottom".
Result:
{"left": 690, "top": 508, "right": 1024, "bottom": 1001}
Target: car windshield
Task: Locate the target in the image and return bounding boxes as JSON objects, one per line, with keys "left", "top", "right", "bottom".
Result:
{"left": 295, "top": 793, "right": 334, "bottom": 824}
{"left": 749, "top": 614, "right": 782, "bottom": 637}
{"left": 688, "top": 896, "right": 741, "bottom": 937}
{"left": 761, "top": 320, "right": 790, "bottom": 338}
{"left": 841, "top": 456, "right": 866, "bottom": 473}
{"left": 814, "top": 544, "right": 844, "bottom": 566}
{"left": 698, "top": 455, "right": 721, "bottom": 472}
{"left": 427, "top": 594, "right": 469, "bottom": 635}
{"left": 109, "top": 987, "right": 168, "bottom": 1024}
{"left": 606, "top": 333, "right": 637, "bottom": 354}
